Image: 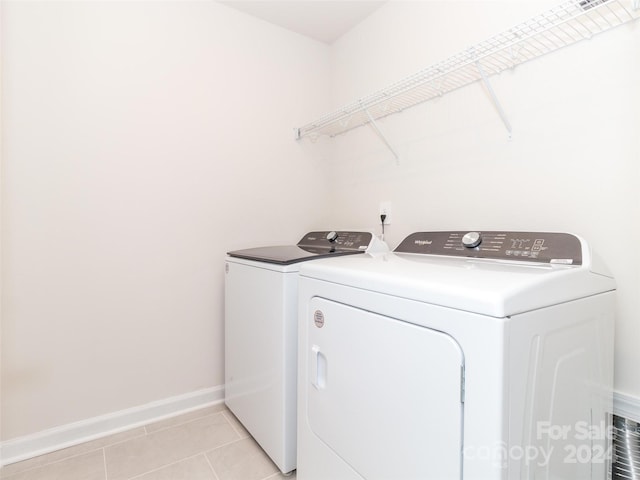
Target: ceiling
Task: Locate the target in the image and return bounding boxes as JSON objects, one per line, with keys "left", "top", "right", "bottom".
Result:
{"left": 218, "top": 1, "right": 387, "bottom": 44}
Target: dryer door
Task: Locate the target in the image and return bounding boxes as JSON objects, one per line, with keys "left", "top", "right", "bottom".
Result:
{"left": 306, "top": 297, "right": 465, "bottom": 480}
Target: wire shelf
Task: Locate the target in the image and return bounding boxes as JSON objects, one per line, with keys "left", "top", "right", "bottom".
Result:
{"left": 295, "top": 0, "right": 640, "bottom": 140}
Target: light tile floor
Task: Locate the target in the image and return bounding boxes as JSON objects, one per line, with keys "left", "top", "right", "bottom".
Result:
{"left": 0, "top": 404, "right": 296, "bottom": 480}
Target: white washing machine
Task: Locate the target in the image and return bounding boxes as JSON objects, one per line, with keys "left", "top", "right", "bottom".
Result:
{"left": 225, "top": 231, "right": 388, "bottom": 474}
{"left": 297, "top": 231, "right": 615, "bottom": 480}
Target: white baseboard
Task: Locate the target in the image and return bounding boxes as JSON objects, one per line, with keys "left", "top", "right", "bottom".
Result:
{"left": 614, "top": 391, "right": 640, "bottom": 423}
{"left": 0, "top": 386, "right": 225, "bottom": 467}
{"left": 3, "top": 387, "right": 635, "bottom": 467}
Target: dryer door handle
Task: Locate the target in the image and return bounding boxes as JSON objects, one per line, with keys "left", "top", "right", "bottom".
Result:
{"left": 311, "top": 345, "right": 327, "bottom": 390}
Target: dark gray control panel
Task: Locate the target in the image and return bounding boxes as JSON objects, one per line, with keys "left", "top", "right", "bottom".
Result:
{"left": 298, "top": 231, "right": 373, "bottom": 252}
{"left": 395, "top": 231, "right": 582, "bottom": 265}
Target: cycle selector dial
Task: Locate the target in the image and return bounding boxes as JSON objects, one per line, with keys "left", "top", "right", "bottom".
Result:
{"left": 462, "top": 231, "right": 482, "bottom": 248}
{"left": 326, "top": 231, "right": 339, "bottom": 243}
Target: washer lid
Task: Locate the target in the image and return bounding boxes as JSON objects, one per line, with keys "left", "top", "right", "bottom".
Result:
{"left": 226, "top": 245, "right": 364, "bottom": 265}
{"left": 227, "top": 231, "right": 382, "bottom": 265}
{"left": 299, "top": 232, "right": 615, "bottom": 317}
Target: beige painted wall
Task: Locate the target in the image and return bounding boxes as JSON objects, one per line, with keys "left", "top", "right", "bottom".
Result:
{"left": 322, "top": 1, "right": 640, "bottom": 396}
{"left": 1, "top": 0, "right": 331, "bottom": 440}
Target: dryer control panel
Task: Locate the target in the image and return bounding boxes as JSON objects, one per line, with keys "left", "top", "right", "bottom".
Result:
{"left": 395, "top": 231, "right": 582, "bottom": 265}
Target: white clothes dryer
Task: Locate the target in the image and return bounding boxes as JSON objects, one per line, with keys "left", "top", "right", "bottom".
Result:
{"left": 225, "top": 231, "right": 387, "bottom": 474}
{"left": 297, "top": 231, "right": 615, "bottom": 480}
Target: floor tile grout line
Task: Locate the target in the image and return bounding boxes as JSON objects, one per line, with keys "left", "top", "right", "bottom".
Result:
{"left": 124, "top": 453, "right": 211, "bottom": 480}
{"left": 221, "top": 410, "right": 248, "bottom": 438}
{"left": 3, "top": 408, "right": 239, "bottom": 480}
{"left": 203, "top": 452, "right": 221, "bottom": 480}
{"left": 3, "top": 411, "right": 208, "bottom": 479}
{"left": 100, "top": 430, "right": 149, "bottom": 450}
{"left": 102, "top": 448, "right": 108, "bottom": 480}
{"left": 205, "top": 436, "right": 246, "bottom": 455}
{"left": 109, "top": 427, "right": 246, "bottom": 480}
{"left": 264, "top": 471, "right": 295, "bottom": 479}
{"left": 6, "top": 427, "right": 150, "bottom": 477}
{"left": 0, "top": 445, "right": 108, "bottom": 479}
{"left": 143, "top": 410, "right": 227, "bottom": 436}
{"left": 102, "top": 410, "right": 231, "bottom": 479}
{"left": 148, "top": 405, "right": 227, "bottom": 432}
{"left": 264, "top": 474, "right": 284, "bottom": 480}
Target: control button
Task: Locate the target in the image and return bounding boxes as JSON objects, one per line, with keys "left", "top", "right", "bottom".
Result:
{"left": 326, "top": 231, "right": 339, "bottom": 243}
{"left": 462, "top": 231, "right": 482, "bottom": 248}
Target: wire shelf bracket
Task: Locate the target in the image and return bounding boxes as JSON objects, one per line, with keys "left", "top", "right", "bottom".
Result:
{"left": 475, "top": 60, "right": 513, "bottom": 139}
{"left": 362, "top": 103, "right": 401, "bottom": 163}
{"left": 294, "top": 0, "right": 640, "bottom": 143}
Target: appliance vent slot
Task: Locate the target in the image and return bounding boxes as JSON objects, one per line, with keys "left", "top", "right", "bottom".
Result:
{"left": 612, "top": 414, "right": 640, "bottom": 480}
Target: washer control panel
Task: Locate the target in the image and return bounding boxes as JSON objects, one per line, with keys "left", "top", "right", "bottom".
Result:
{"left": 298, "top": 231, "right": 373, "bottom": 252}
{"left": 395, "top": 231, "right": 582, "bottom": 265}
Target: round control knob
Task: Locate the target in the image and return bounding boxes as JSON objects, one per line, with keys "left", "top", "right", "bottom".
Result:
{"left": 326, "top": 231, "right": 339, "bottom": 243}
{"left": 462, "top": 231, "right": 482, "bottom": 248}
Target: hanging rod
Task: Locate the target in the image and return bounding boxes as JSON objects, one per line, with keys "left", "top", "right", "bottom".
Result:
{"left": 295, "top": 0, "right": 640, "bottom": 140}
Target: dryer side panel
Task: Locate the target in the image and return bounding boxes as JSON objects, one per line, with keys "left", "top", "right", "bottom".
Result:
{"left": 305, "top": 297, "right": 465, "bottom": 480}
{"left": 508, "top": 292, "right": 615, "bottom": 480}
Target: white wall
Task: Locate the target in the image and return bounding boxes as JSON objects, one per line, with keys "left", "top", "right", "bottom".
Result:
{"left": 2, "top": 0, "right": 638, "bottom": 455}
{"left": 1, "top": 0, "right": 330, "bottom": 441}
{"left": 0, "top": 0, "right": 4, "bottom": 451}
{"left": 322, "top": 1, "right": 640, "bottom": 396}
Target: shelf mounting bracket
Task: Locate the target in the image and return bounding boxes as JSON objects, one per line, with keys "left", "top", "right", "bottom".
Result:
{"left": 475, "top": 60, "right": 513, "bottom": 139}
{"left": 362, "top": 103, "right": 400, "bottom": 164}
